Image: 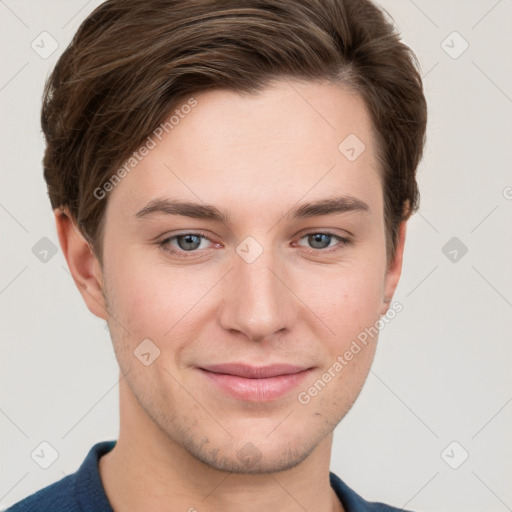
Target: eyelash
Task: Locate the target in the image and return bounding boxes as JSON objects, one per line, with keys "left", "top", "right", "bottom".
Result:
{"left": 159, "top": 230, "right": 352, "bottom": 258}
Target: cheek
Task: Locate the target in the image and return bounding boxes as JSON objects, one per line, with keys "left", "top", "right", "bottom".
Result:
{"left": 104, "top": 232, "right": 386, "bottom": 347}
{"left": 295, "top": 258, "right": 385, "bottom": 333}
{"left": 295, "top": 264, "right": 383, "bottom": 412}
{"left": 104, "top": 253, "right": 217, "bottom": 340}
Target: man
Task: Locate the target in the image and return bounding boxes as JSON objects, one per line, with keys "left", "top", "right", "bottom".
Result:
{"left": 7, "top": 0, "right": 426, "bottom": 510}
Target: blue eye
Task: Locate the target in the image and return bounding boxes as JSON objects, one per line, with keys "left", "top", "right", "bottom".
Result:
{"left": 305, "top": 233, "right": 335, "bottom": 249}
{"left": 159, "top": 231, "right": 351, "bottom": 258}
{"left": 160, "top": 233, "right": 212, "bottom": 255}
{"left": 173, "top": 234, "right": 203, "bottom": 251}
{"left": 297, "top": 232, "right": 351, "bottom": 252}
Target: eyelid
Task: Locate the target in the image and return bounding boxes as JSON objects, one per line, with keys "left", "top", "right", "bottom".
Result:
{"left": 295, "top": 230, "right": 352, "bottom": 253}
{"left": 159, "top": 231, "right": 219, "bottom": 256}
{"left": 158, "top": 229, "right": 352, "bottom": 258}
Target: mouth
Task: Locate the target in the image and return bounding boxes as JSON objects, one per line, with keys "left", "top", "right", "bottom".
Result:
{"left": 197, "top": 363, "right": 313, "bottom": 402}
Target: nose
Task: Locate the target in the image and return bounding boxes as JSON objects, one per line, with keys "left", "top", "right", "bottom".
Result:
{"left": 218, "top": 242, "right": 296, "bottom": 342}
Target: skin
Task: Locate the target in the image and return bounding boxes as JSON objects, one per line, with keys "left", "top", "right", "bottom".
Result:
{"left": 56, "top": 79, "right": 407, "bottom": 512}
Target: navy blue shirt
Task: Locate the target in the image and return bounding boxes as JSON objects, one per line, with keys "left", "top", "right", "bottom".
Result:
{"left": 6, "top": 440, "right": 411, "bottom": 511}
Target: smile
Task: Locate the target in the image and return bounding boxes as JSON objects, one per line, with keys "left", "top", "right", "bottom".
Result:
{"left": 197, "top": 363, "right": 314, "bottom": 402}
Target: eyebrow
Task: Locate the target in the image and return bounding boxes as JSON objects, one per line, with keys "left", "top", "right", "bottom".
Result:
{"left": 134, "top": 195, "right": 370, "bottom": 223}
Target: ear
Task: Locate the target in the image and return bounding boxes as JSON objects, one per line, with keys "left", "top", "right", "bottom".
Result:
{"left": 54, "top": 207, "right": 108, "bottom": 320}
{"left": 379, "top": 220, "right": 407, "bottom": 316}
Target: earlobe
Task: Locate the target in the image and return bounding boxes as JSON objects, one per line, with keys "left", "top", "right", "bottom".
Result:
{"left": 379, "top": 221, "right": 407, "bottom": 316}
{"left": 54, "top": 207, "right": 108, "bottom": 321}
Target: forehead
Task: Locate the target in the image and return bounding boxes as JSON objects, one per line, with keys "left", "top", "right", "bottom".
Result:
{"left": 106, "top": 79, "right": 382, "bottom": 223}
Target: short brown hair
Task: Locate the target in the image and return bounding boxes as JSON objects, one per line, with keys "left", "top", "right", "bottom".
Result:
{"left": 42, "top": 0, "right": 427, "bottom": 266}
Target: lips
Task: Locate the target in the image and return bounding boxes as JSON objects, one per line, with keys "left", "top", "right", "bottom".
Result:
{"left": 200, "top": 363, "right": 310, "bottom": 378}
{"left": 198, "top": 363, "right": 313, "bottom": 402}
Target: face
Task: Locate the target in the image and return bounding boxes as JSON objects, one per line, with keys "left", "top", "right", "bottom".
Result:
{"left": 93, "top": 79, "right": 402, "bottom": 473}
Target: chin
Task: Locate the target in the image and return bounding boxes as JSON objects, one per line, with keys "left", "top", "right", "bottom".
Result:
{"left": 197, "top": 442, "right": 315, "bottom": 474}
{"left": 168, "top": 421, "right": 325, "bottom": 475}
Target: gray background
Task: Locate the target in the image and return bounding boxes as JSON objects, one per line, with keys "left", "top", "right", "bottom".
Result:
{"left": 1, "top": 1, "right": 511, "bottom": 510}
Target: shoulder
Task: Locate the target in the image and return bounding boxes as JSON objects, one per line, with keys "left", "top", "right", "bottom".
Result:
{"left": 330, "top": 472, "right": 415, "bottom": 512}
{"left": 4, "top": 474, "right": 79, "bottom": 512}
{"left": 5, "top": 440, "right": 116, "bottom": 512}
